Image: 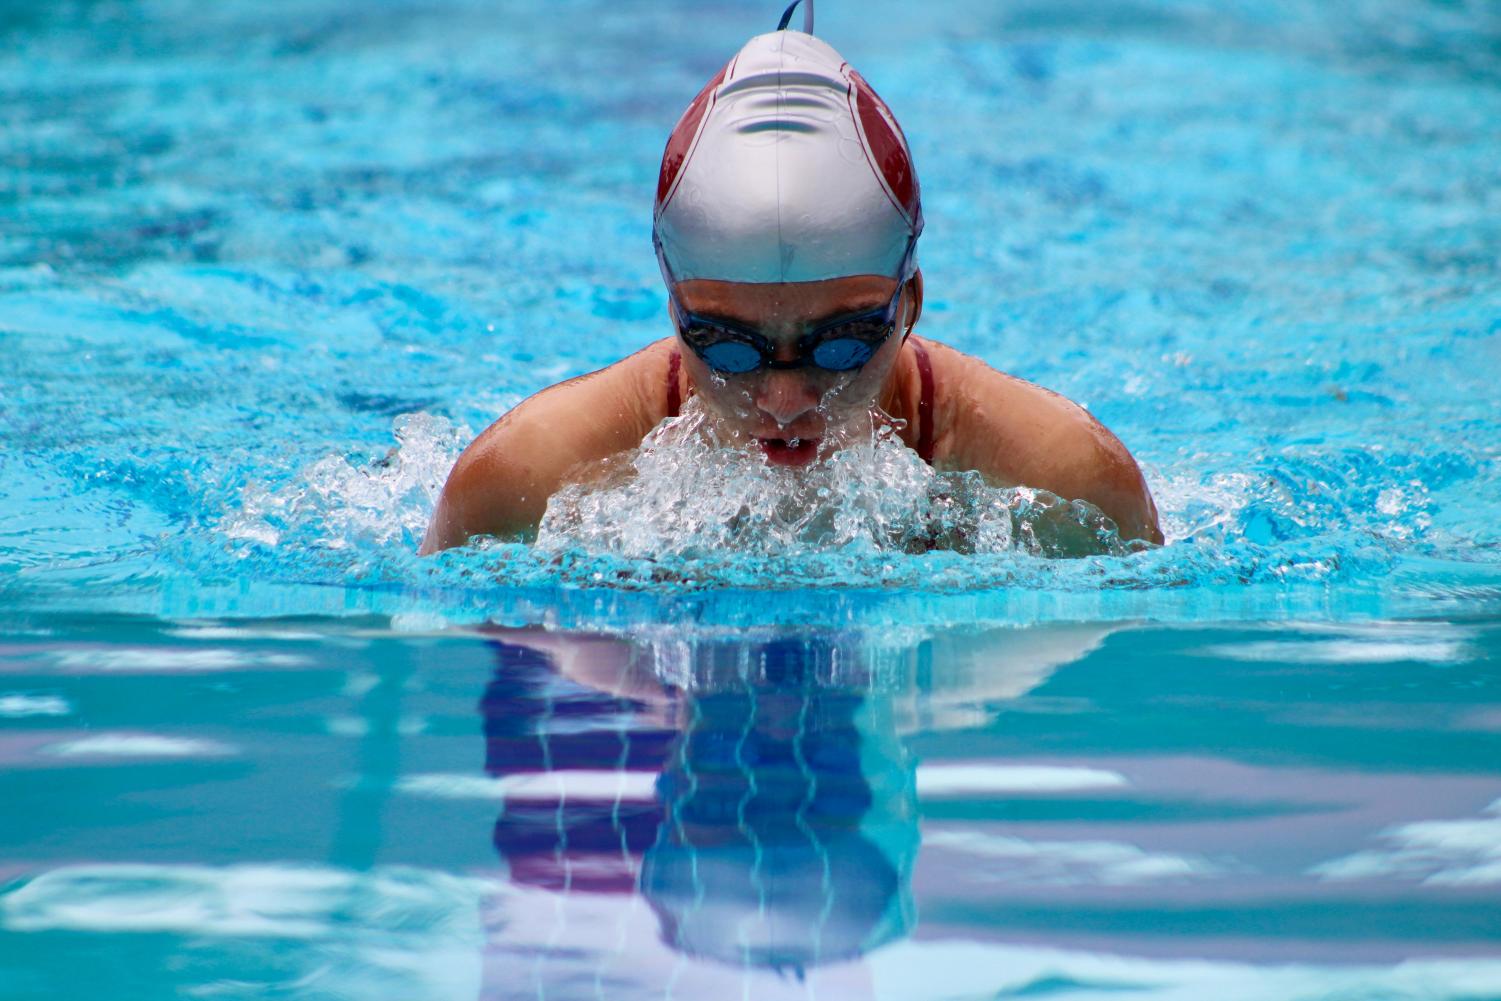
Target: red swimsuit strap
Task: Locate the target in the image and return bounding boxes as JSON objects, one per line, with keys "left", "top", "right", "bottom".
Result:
{"left": 911, "top": 337, "right": 936, "bottom": 464}
{"left": 665, "top": 348, "right": 682, "bottom": 418}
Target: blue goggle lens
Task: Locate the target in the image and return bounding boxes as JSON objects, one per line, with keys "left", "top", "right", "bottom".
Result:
{"left": 698, "top": 339, "right": 763, "bottom": 374}
{"left": 810, "top": 337, "right": 876, "bottom": 371}
{"left": 677, "top": 298, "right": 898, "bottom": 374}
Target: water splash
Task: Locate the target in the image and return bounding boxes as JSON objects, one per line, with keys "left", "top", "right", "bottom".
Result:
{"left": 206, "top": 400, "right": 1431, "bottom": 601}
{"left": 535, "top": 399, "right": 1129, "bottom": 571}
{"left": 221, "top": 413, "right": 469, "bottom": 553}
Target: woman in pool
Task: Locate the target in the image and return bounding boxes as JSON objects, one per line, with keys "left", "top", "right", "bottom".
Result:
{"left": 421, "top": 13, "right": 1162, "bottom": 554}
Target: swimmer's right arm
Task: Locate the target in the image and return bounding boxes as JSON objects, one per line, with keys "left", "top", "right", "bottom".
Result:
{"left": 419, "top": 339, "right": 678, "bottom": 554}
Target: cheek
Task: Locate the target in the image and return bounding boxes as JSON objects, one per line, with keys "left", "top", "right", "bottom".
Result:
{"left": 823, "top": 345, "right": 901, "bottom": 406}
{"left": 681, "top": 353, "right": 756, "bottom": 414}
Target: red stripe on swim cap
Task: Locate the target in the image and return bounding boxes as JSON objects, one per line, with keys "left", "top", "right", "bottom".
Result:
{"left": 849, "top": 69, "right": 920, "bottom": 226}
{"left": 656, "top": 61, "right": 731, "bottom": 213}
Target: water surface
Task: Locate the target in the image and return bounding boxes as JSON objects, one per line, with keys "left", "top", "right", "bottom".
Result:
{"left": 2, "top": 0, "right": 1500, "bottom": 997}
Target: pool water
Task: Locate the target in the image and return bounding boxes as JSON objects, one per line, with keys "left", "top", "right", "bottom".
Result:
{"left": 3, "top": 0, "right": 1500, "bottom": 997}
{"left": 4, "top": 617, "right": 1501, "bottom": 999}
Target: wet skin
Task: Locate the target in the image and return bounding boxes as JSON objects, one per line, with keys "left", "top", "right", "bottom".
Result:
{"left": 420, "top": 272, "right": 1163, "bottom": 553}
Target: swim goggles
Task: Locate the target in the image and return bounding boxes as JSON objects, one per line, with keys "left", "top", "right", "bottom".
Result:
{"left": 656, "top": 237, "right": 918, "bottom": 375}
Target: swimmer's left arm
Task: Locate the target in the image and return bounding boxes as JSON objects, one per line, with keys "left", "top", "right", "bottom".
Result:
{"left": 420, "top": 340, "right": 678, "bottom": 553}
{"left": 922, "top": 341, "right": 1164, "bottom": 545}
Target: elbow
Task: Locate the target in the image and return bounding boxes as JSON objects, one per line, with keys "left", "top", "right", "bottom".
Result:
{"left": 419, "top": 474, "right": 472, "bottom": 555}
{"left": 418, "top": 495, "right": 458, "bottom": 555}
{"left": 1124, "top": 494, "right": 1165, "bottom": 546}
{"left": 418, "top": 448, "right": 543, "bottom": 555}
{"left": 1099, "top": 445, "right": 1162, "bottom": 546}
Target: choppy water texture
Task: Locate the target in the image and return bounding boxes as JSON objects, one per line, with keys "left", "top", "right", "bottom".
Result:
{"left": 2, "top": 0, "right": 1500, "bottom": 998}
{"left": 1, "top": 0, "right": 1498, "bottom": 621}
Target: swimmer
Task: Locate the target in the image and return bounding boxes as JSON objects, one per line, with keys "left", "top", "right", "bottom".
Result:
{"left": 421, "top": 6, "right": 1162, "bottom": 554}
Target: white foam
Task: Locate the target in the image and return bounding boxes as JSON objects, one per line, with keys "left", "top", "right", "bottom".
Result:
{"left": 222, "top": 412, "right": 469, "bottom": 550}
{"left": 0, "top": 693, "right": 71, "bottom": 718}
{"left": 390, "top": 610, "right": 451, "bottom": 632}
{"left": 397, "top": 770, "right": 658, "bottom": 803}
{"left": 1203, "top": 621, "right": 1474, "bottom": 665}
{"left": 924, "top": 830, "right": 1218, "bottom": 886}
{"left": 916, "top": 763, "right": 1128, "bottom": 796}
{"left": 1212, "top": 639, "right": 1469, "bottom": 664}
{"left": 326, "top": 716, "right": 368, "bottom": 737}
{"left": 51, "top": 648, "right": 309, "bottom": 673}
{"left": 43, "top": 733, "right": 235, "bottom": 759}
{"left": 0, "top": 863, "right": 492, "bottom": 999}
{"left": 1312, "top": 797, "right": 1501, "bottom": 885}
{"left": 167, "top": 625, "right": 324, "bottom": 641}
{"left": 867, "top": 939, "right": 1501, "bottom": 1001}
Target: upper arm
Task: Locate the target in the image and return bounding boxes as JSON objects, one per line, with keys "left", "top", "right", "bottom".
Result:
{"left": 932, "top": 345, "right": 1163, "bottom": 544}
{"left": 420, "top": 340, "right": 675, "bottom": 553}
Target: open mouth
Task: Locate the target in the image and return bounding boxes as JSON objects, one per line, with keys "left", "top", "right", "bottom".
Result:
{"left": 758, "top": 436, "right": 821, "bottom": 467}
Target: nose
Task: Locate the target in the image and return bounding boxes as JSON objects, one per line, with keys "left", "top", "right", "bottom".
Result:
{"left": 754, "top": 370, "right": 821, "bottom": 428}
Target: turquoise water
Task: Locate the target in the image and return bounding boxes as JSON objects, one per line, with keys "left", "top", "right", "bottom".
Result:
{"left": 3, "top": 0, "right": 1500, "bottom": 997}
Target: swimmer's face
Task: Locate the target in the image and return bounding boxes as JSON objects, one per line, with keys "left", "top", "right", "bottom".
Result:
{"left": 671, "top": 275, "right": 919, "bottom": 468}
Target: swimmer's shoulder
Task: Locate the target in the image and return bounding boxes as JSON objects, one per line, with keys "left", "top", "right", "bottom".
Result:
{"left": 421, "top": 338, "right": 682, "bottom": 553}
{"left": 470, "top": 337, "right": 679, "bottom": 455}
{"left": 915, "top": 336, "right": 1162, "bottom": 544}
{"left": 915, "top": 338, "right": 1091, "bottom": 462}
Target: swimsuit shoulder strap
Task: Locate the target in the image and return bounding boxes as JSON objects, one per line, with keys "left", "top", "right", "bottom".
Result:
{"left": 665, "top": 347, "right": 682, "bottom": 418}
{"left": 910, "top": 337, "right": 936, "bottom": 464}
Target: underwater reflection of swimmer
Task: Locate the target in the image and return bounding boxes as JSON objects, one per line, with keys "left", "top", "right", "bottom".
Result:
{"left": 640, "top": 640, "right": 918, "bottom": 969}
{"left": 475, "top": 623, "right": 1111, "bottom": 990}
{"left": 479, "top": 638, "right": 673, "bottom": 895}
{"left": 479, "top": 633, "right": 915, "bottom": 974}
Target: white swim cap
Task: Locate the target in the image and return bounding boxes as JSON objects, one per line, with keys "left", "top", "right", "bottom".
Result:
{"left": 653, "top": 23, "right": 922, "bottom": 285}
